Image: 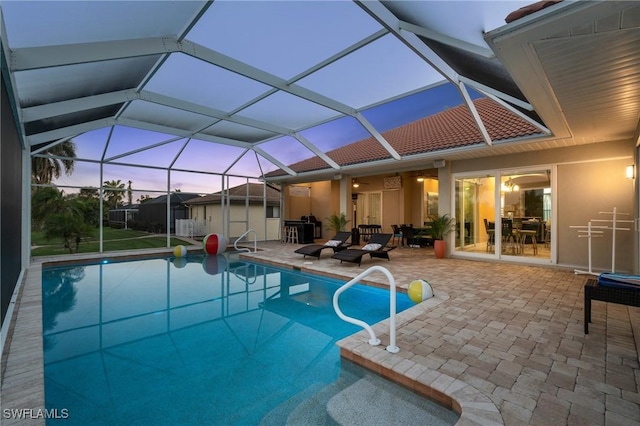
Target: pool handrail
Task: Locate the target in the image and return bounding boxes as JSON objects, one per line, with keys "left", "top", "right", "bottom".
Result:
{"left": 332, "top": 265, "right": 399, "bottom": 353}
{"left": 234, "top": 229, "right": 257, "bottom": 253}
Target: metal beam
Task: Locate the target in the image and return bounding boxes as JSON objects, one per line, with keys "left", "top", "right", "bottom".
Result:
{"left": 116, "top": 117, "right": 253, "bottom": 149}
{"left": 292, "top": 134, "right": 341, "bottom": 169}
{"left": 10, "top": 37, "right": 174, "bottom": 71}
{"left": 459, "top": 76, "right": 533, "bottom": 111}
{"left": 398, "top": 20, "right": 495, "bottom": 59}
{"left": 477, "top": 89, "right": 551, "bottom": 136}
{"left": 139, "top": 90, "right": 292, "bottom": 135}
{"left": 21, "top": 89, "right": 136, "bottom": 122}
{"left": 180, "top": 39, "right": 356, "bottom": 116}
{"left": 354, "top": 0, "right": 458, "bottom": 83}
{"left": 252, "top": 146, "right": 297, "bottom": 176}
{"left": 458, "top": 81, "right": 492, "bottom": 146}
{"left": 26, "top": 118, "right": 116, "bottom": 145}
{"left": 354, "top": 112, "right": 401, "bottom": 160}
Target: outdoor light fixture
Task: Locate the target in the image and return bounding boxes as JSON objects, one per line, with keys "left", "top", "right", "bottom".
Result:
{"left": 626, "top": 164, "right": 635, "bottom": 180}
{"left": 352, "top": 179, "right": 360, "bottom": 188}
{"left": 416, "top": 176, "right": 425, "bottom": 182}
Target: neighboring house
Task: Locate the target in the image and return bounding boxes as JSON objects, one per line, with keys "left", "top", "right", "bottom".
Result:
{"left": 184, "top": 183, "right": 281, "bottom": 242}
{"left": 137, "top": 193, "right": 201, "bottom": 233}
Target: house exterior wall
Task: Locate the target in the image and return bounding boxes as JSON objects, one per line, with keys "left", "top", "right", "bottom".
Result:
{"left": 447, "top": 139, "right": 636, "bottom": 272}
{"left": 557, "top": 158, "right": 634, "bottom": 271}
{"left": 308, "top": 180, "right": 332, "bottom": 235}
{"left": 189, "top": 204, "right": 279, "bottom": 241}
{"left": 1, "top": 78, "right": 23, "bottom": 326}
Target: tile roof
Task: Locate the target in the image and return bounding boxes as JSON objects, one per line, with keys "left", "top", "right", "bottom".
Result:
{"left": 267, "top": 98, "right": 542, "bottom": 177}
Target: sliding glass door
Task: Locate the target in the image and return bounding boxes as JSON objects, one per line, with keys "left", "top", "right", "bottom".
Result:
{"left": 454, "top": 168, "right": 553, "bottom": 262}
{"left": 454, "top": 175, "right": 496, "bottom": 253}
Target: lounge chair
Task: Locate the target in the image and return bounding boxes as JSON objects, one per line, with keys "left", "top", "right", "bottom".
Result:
{"left": 331, "top": 233, "right": 396, "bottom": 266}
{"left": 294, "top": 231, "right": 352, "bottom": 259}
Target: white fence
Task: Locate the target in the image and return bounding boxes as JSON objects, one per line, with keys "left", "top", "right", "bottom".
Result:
{"left": 175, "top": 219, "right": 207, "bottom": 238}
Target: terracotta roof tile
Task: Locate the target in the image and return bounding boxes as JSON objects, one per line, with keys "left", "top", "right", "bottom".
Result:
{"left": 267, "top": 98, "right": 542, "bottom": 177}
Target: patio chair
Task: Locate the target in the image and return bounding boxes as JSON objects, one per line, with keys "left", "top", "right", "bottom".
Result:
{"left": 331, "top": 233, "right": 396, "bottom": 266}
{"left": 294, "top": 231, "right": 352, "bottom": 259}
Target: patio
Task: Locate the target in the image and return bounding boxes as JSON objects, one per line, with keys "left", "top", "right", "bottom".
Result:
{"left": 3, "top": 243, "right": 638, "bottom": 425}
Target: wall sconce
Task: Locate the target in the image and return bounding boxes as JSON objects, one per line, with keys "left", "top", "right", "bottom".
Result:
{"left": 626, "top": 164, "right": 635, "bottom": 180}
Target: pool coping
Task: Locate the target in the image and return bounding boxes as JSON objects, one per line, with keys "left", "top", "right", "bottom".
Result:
{"left": 1, "top": 248, "right": 502, "bottom": 425}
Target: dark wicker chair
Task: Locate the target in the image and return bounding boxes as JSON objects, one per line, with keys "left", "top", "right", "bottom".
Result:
{"left": 331, "top": 233, "right": 396, "bottom": 266}
{"left": 584, "top": 277, "right": 640, "bottom": 333}
{"left": 294, "top": 231, "right": 352, "bottom": 259}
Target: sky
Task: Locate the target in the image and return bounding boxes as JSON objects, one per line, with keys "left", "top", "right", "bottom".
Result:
{"left": 52, "top": 83, "right": 479, "bottom": 198}
{"left": 4, "top": 0, "right": 516, "bottom": 199}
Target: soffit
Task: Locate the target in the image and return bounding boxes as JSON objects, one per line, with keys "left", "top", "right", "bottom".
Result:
{"left": 485, "top": 1, "right": 640, "bottom": 143}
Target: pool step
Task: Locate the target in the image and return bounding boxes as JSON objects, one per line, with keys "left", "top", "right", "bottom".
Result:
{"left": 326, "top": 375, "right": 459, "bottom": 426}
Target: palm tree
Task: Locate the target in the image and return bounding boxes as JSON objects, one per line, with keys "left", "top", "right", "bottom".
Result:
{"left": 32, "top": 140, "right": 77, "bottom": 185}
{"left": 103, "top": 179, "right": 125, "bottom": 209}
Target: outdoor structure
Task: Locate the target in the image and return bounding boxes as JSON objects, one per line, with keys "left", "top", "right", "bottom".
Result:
{"left": 1, "top": 1, "right": 639, "bottom": 332}
{"left": 135, "top": 192, "right": 200, "bottom": 234}
{"left": 106, "top": 204, "right": 139, "bottom": 229}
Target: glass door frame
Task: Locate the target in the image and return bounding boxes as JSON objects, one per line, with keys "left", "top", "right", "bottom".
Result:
{"left": 451, "top": 165, "right": 556, "bottom": 265}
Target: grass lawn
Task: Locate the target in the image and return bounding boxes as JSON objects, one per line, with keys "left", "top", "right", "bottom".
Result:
{"left": 32, "top": 228, "right": 195, "bottom": 256}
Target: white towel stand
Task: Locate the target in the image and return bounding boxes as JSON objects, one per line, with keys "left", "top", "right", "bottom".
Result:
{"left": 570, "top": 207, "right": 632, "bottom": 275}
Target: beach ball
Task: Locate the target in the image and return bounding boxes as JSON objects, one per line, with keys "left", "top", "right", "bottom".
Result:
{"left": 202, "top": 254, "right": 229, "bottom": 275}
{"left": 173, "top": 245, "right": 187, "bottom": 258}
{"left": 202, "top": 233, "right": 227, "bottom": 255}
{"left": 408, "top": 279, "right": 433, "bottom": 304}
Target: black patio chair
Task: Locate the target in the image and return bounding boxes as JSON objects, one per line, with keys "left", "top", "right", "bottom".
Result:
{"left": 330, "top": 233, "right": 396, "bottom": 266}
{"left": 294, "top": 231, "right": 352, "bottom": 259}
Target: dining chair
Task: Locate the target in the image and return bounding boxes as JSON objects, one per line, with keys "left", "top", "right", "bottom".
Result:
{"left": 400, "top": 225, "right": 417, "bottom": 248}
{"left": 484, "top": 218, "right": 495, "bottom": 252}
{"left": 391, "top": 225, "right": 403, "bottom": 246}
{"left": 501, "top": 219, "right": 515, "bottom": 254}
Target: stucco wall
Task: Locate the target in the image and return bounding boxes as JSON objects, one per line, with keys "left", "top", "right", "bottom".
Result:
{"left": 190, "top": 204, "right": 279, "bottom": 241}
{"left": 448, "top": 139, "right": 636, "bottom": 272}
{"left": 557, "top": 158, "right": 634, "bottom": 271}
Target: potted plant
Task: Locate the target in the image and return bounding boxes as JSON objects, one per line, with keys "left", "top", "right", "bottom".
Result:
{"left": 430, "top": 214, "right": 455, "bottom": 259}
{"left": 326, "top": 212, "right": 350, "bottom": 234}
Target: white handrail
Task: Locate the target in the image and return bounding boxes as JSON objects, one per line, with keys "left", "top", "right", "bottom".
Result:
{"left": 332, "top": 265, "right": 399, "bottom": 353}
{"left": 234, "top": 229, "right": 257, "bottom": 253}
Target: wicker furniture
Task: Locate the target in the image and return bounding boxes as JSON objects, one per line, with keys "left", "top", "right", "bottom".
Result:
{"left": 584, "top": 278, "right": 640, "bottom": 334}
{"left": 331, "top": 233, "right": 395, "bottom": 266}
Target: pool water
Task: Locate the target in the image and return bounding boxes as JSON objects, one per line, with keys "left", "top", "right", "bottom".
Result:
{"left": 42, "top": 254, "right": 457, "bottom": 425}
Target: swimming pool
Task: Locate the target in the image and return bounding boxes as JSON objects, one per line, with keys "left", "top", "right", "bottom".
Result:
{"left": 42, "top": 254, "right": 458, "bottom": 425}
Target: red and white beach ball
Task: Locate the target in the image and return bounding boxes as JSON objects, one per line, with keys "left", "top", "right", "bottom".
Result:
{"left": 202, "top": 254, "right": 229, "bottom": 275}
{"left": 202, "top": 233, "right": 227, "bottom": 255}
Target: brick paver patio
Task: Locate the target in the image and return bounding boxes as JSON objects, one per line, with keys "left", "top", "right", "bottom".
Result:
{"left": 2, "top": 241, "right": 638, "bottom": 425}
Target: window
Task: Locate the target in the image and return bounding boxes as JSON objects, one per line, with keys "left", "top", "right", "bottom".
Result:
{"left": 267, "top": 206, "right": 280, "bottom": 218}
